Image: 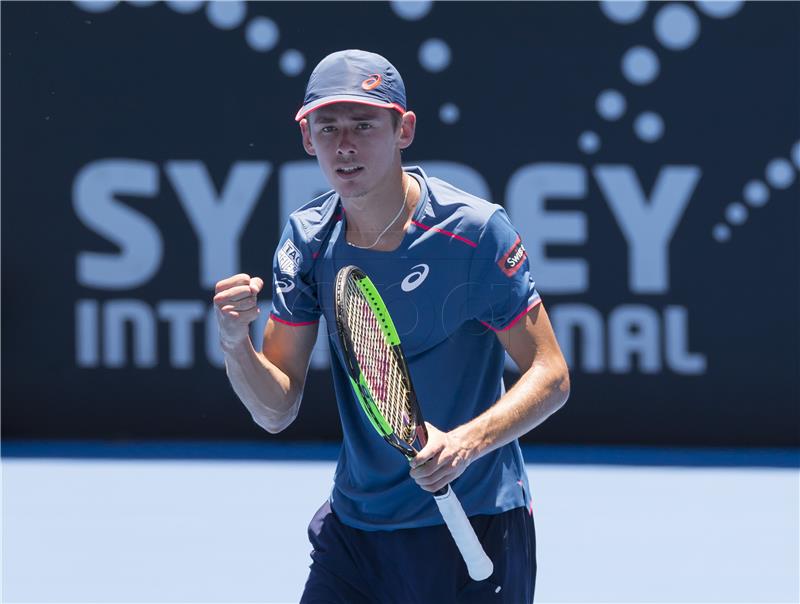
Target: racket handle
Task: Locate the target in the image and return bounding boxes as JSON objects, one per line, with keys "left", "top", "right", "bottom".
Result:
{"left": 433, "top": 485, "right": 494, "bottom": 581}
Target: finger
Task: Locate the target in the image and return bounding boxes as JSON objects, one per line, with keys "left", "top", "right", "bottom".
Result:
{"left": 226, "top": 297, "right": 257, "bottom": 310}
{"left": 214, "top": 274, "right": 251, "bottom": 294}
{"left": 413, "top": 462, "right": 453, "bottom": 485}
{"left": 237, "top": 307, "right": 260, "bottom": 323}
{"left": 214, "top": 273, "right": 251, "bottom": 294}
{"left": 409, "top": 454, "right": 440, "bottom": 478}
{"left": 221, "top": 295, "right": 258, "bottom": 311}
{"left": 221, "top": 307, "right": 260, "bottom": 322}
{"left": 417, "top": 462, "right": 457, "bottom": 487}
{"left": 214, "top": 285, "right": 253, "bottom": 306}
{"left": 410, "top": 449, "right": 432, "bottom": 470}
{"left": 214, "top": 284, "right": 252, "bottom": 302}
{"left": 250, "top": 276, "right": 264, "bottom": 295}
{"left": 410, "top": 436, "right": 442, "bottom": 468}
{"left": 409, "top": 462, "right": 434, "bottom": 479}
{"left": 221, "top": 302, "right": 258, "bottom": 313}
{"left": 231, "top": 289, "right": 256, "bottom": 302}
{"left": 414, "top": 471, "right": 452, "bottom": 493}
{"left": 426, "top": 477, "right": 452, "bottom": 493}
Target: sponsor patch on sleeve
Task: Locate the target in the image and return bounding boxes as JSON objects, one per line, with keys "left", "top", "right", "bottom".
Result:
{"left": 497, "top": 236, "right": 527, "bottom": 277}
{"left": 277, "top": 239, "right": 303, "bottom": 277}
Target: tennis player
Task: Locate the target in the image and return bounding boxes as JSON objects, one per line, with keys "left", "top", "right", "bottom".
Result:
{"left": 214, "top": 49, "right": 570, "bottom": 603}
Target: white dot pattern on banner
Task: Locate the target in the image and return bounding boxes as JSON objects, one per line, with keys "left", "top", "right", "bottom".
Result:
{"left": 622, "top": 46, "right": 660, "bottom": 86}
{"left": 390, "top": 0, "right": 432, "bottom": 21}
{"left": 634, "top": 111, "right": 664, "bottom": 142}
{"left": 725, "top": 202, "right": 748, "bottom": 225}
{"left": 599, "top": 0, "right": 647, "bottom": 24}
{"left": 73, "top": 0, "right": 117, "bottom": 12}
{"left": 713, "top": 224, "right": 731, "bottom": 242}
{"left": 280, "top": 49, "right": 305, "bottom": 77}
{"left": 165, "top": 0, "right": 204, "bottom": 14}
{"left": 695, "top": 0, "right": 744, "bottom": 19}
{"left": 246, "top": 17, "right": 279, "bottom": 52}
{"left": 742, "top": 180, "right": 769, "bottom": 207}
{"left": 596, "top": 89, "right": 626, "bottom": 121}
{"left": 765, "top": 158, "right": 795, "bottom": 190}
{"left": 791, "top": 141, "right": 800, "bottom": 169}
{"left": 206, "top": 0, "right": 246, "bottom": 30}
{"left": 419, "top": 38, "right": 451, "bottom": 73}
{"left": 654, "top": 3, "right": 700, "bottom": 51}
{"left": 439, "top": 103, "right": 460, "bottom": 124}
{"left": 578, "top": 131, "right": 601, "bottom": 154}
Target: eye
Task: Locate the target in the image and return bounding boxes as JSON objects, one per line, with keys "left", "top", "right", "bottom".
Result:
{"left": 320, "top": 126, "right": 336, "bottom": 133}
{"left": 356, "top": 122, "right": 373, "bottom": 130}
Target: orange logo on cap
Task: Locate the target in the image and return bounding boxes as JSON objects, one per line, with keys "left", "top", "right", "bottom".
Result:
{"left": 361, "top": 74, "right": 382, "bottom": 90}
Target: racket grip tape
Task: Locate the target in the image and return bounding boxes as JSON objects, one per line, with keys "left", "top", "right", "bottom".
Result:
{"left": 433, "top": 485, "right": 494, "bottom": 581}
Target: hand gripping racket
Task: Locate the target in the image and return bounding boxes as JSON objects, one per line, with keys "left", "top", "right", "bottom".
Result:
{"left": 333, "top": 265, "right": 494, "bottom": 581}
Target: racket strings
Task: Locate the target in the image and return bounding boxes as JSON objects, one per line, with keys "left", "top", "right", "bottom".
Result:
{"left": 344, "top": 277, "right": 415, "bottom": 444}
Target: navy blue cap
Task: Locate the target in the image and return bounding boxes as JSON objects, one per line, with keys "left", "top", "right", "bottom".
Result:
{"left": 295, "top": 49, "right": 407, "bottom": 121}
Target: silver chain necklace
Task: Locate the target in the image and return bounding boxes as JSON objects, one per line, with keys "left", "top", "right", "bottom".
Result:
{"left": 346, "top": 176, "right": 413, "bottom": 250}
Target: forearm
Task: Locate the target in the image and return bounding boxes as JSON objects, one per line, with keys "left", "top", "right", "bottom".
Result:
{"left": 222, "top": 338, "right": 302, "bottom": 433}
{"left": 453, "top": 360, "right": 570, "bottom": 462}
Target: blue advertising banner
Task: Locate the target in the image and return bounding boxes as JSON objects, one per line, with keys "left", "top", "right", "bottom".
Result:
{"left": 2, "top": 1, "right": 798, "bottom": 446}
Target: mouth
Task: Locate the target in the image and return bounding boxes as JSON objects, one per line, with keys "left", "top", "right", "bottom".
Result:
{"left": 336, "top": 165, "right": 364, "bottom": 177}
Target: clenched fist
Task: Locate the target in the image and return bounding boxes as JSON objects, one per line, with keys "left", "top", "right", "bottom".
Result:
{"left": 214, "top": 273, "right": 264, "bottom": 349}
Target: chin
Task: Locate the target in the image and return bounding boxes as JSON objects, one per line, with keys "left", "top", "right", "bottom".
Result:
{"left": 334, "top": 182, "right": 370, "bottom": 199}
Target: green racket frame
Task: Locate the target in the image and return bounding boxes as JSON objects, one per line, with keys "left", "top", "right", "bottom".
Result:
{"left": 334, "top": 265, "right": 428, "bottom": 458}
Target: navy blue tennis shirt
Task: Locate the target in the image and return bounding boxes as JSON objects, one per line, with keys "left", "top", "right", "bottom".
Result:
{"left": 270, "top": 167, "right": 541, "bottom": 530}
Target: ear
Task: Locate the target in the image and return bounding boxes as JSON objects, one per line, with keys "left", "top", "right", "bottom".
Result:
{"left": 397, "top": 111, "right": 416, "bottom": 150}
{"left": 299, "top": 118, "right": 316, "bottom": 156}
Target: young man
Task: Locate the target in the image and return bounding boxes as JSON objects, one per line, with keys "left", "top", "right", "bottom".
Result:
{"left": 214, "top": 49, "right": 570, "bottom": 603}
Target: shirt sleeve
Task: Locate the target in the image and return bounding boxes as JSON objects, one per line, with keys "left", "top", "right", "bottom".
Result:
{"left": 467, "top": 208, "right": 541, "bottom": 331}
{"left": 269, "top": 218, "right": 321, "bottom": 326}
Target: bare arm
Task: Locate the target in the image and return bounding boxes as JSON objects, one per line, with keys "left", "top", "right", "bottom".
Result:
{"left": 410, "top": 303, "right": 570, "bottom": 492}
{"left": 214, "top": 273, "right": 318, "bottom": 433}
{"left": 456, "top": 303, "right": 569, "bottom": 458}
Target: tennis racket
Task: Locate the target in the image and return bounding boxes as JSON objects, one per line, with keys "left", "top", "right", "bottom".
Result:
{"left": 333, "top": 265, "right": 494, "bottom": 581}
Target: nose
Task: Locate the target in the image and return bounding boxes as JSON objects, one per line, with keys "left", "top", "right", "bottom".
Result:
{"left": 337, "top": 130, "right": 356, "bottom": 155}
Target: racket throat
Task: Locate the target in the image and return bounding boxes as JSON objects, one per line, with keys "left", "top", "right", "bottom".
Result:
{"left": 414, "top": 424, "right": 428, "bottom": 448}
{"left": 390, "top": 438, "right": 417, "bottom": 459}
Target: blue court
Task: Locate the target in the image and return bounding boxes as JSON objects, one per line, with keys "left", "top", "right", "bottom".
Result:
{"left": 3, "top": 444, "right": 798, "bottom": 603}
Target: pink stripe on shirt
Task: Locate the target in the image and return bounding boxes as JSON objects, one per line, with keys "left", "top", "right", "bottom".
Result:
{"left": 479, "top": 298, "right": 542, "bottom": 332}
{"left": 411, "top": 220, "right": 478, "bottom": 248}
{"left": 270, "top": 313, "right": 319, "bottom": 327}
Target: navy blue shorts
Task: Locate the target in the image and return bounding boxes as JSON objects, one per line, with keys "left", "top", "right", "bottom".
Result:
{"left": 300, "top": 500, "right": 536, "bottom": 603}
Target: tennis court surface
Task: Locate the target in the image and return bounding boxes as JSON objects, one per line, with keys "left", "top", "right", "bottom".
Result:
{"left": 3, "top": 443, "right": 797, "bottom": 603}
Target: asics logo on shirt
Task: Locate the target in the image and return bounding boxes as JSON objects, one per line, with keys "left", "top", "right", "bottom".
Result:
{"left": 401, "top": 264, "right": 430, "bottom": 292}
{"left": 275, "top": 278, "right": 295, "bottom": 293}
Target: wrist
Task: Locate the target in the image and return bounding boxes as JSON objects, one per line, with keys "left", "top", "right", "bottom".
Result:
{"left": 452, "top": 419, "right": 489, "bottom": 465}
{"left": 219, "top": 331, "right": 253, "bottom": 356}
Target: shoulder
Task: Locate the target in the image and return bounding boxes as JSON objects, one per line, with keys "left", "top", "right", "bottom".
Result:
{"left": 286, "top": 189, "right": 340, "bottom": 242}
{"left": 275, "top": 190, "right": 339, "bottom": 276}
{"left": 426, "top": 175, "right": 501, "bottom": 229}
{"left": 411, "top": 167, "right": 505, "bottom": 248}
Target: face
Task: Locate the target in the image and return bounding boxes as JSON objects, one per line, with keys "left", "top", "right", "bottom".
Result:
{"left": 300, "top": 103, "right": 415, "bottom": 199}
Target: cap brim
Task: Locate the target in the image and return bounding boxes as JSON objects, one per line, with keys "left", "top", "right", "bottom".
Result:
{"left": 295, "top": 95, "right": 405, "bottom": 121}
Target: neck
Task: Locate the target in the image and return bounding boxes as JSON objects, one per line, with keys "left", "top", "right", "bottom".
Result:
{"left": 343, "top": 170, "right": 419, "bottom": 249}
